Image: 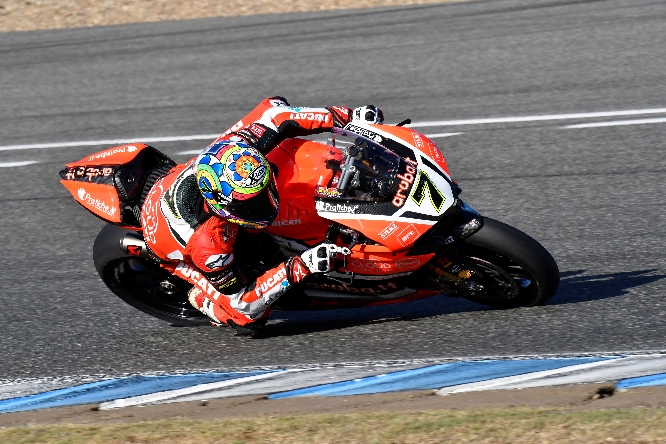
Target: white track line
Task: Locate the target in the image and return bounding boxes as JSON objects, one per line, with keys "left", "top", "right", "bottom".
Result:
{"left": 0, "top": 134, "right": 220, "bottom": 152}
{"left": 564, "top": 117, "right": 666, "bottom": 129}
{"left": 2, "top": 107, "right": 665, "bottom": 152}
{"left": 174, "top": 132, "right": 463, "bottom": 155}
{"left": 0, "top": 160, "right": 38, "bottom": 167}
{"left": 424, "top": 132, "right": 463, "bottom": 139}
{"left": 408, "top": 108, "right": 666, "bottom": 128}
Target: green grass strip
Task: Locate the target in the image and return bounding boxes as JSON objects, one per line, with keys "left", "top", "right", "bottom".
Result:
{"left": 3, "top": 407, "right": 666, "bottom": 443}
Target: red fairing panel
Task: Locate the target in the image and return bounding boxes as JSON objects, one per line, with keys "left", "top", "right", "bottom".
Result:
{"left": 60, "top": 180, "right": 122, "bottom": 223}
{"left": 264, "top": 139, "right": 338, "bottom": 245}
{"left": 372, "top": 125, "right": 451, "bottom": 177}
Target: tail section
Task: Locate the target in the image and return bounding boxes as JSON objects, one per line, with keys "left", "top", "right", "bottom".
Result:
{"left": 59, "top": 143, "right": 175, "bottom": 227}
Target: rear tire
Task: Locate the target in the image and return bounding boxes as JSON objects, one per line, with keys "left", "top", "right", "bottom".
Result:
{"left": 458, "top": 218, "right": 559, "bottom": 308}
{"left": 93, "top": 225, "right": 209, "bottom": 326}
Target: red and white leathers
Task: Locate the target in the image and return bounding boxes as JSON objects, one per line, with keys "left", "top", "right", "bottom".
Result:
{"left": 140, "top": 97, "right": 353, "bottom": 328}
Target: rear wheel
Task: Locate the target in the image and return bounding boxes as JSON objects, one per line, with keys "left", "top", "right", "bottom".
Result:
{"left": 449, "top": 218, "right": 559, "bottom": 308}
{"left": 93, "top": 225, "right": 208, "bottom": 326}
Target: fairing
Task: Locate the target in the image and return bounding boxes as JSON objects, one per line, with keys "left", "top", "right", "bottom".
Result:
{"left": 262, "top": 125, "right": 459, "bottom": 303}
{"left": 59, "top": 143, "right": 175, "bottom": 226}
{"left": 314, "top": 126, "right": 456, "bottom": 250}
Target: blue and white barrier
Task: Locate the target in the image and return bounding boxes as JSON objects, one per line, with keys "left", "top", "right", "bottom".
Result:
{"left": 1, "top": 354, "right": 665, "bottom": 414}
{"left": 0, "top": 371, "right": 271, "bottom": 414}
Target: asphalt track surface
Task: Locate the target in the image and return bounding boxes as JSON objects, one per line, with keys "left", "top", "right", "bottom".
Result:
{"left": 1, "top": 0, "right": 666, "bottom": 381}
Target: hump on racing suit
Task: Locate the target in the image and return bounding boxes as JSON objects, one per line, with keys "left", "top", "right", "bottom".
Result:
{"left": 140, "top": 97, "right": 353, "bottom": 328}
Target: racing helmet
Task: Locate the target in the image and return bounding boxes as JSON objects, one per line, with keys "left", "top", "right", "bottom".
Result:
{"left": 195, "top": 140, "right": 279, "bottom": 229}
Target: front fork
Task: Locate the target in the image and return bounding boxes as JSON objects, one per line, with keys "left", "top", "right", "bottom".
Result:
{"left": 426, "top": 200, "right": 486, "bottom": 295}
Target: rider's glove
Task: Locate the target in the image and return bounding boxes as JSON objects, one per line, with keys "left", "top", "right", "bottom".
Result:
{"left": 352, "top": 105, "right": 384, "bottom": 124}
{"left": 326, "top": 106, "right": 353, "bottom": 128}
{"left": 286, "top": 243, "right": 350, "bottom": 284}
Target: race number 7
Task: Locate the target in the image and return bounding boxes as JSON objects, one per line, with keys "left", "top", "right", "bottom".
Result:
{"left": 411, "top": 171, "right": 446, "bottom": 212}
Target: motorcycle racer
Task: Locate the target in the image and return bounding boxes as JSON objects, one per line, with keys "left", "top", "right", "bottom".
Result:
{"left": 140, "top": 97, "right": 384, "bottom": 334}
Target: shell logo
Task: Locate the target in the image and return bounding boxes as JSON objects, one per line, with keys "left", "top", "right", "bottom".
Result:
{"left": 396, "top": 258, "right": 421, "bottom": 269}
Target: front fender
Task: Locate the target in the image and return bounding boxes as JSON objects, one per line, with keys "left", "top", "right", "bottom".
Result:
{"left": 451, "top": 201, "right": 484, "bottom": 240}
{"left": 407, "top": 200, "right": 483, "bottom": 255}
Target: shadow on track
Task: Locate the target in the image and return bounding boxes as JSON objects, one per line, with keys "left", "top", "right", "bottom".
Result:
{"left": 250, "top": 269, "right": 666, "bottom": 338}
{"left": 549, "top": 269, "right": 666, "bottom": 305}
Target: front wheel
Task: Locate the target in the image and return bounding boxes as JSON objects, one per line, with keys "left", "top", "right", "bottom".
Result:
{"left": 450, "top": 218, "right": 560, "bottom": 308}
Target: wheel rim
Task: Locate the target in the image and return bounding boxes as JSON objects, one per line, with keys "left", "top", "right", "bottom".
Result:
{"left": 458, "top": 244, "right": 540, "bottom": 305}
{"left": 105, "top": 258, "right": 206, "bottom": 321}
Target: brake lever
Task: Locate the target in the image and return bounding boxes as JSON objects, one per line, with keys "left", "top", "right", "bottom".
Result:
{"left": 324, "top": 243, "right": 354, "bottom": 285}
{"left": 326, "top": 244, "right": 351, "bottom": 256}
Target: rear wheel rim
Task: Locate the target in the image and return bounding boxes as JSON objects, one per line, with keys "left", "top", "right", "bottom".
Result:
{"left": 106, "top": 258, "right": 206, "bottom": 321}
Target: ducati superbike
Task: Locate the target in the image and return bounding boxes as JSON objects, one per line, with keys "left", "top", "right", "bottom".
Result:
{"left": 60, "top": 121, "right": 560, "bottom": 326}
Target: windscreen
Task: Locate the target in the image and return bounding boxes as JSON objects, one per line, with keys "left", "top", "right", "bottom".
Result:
{"left": 326, "top": 128, "right": 401, "bottom": 200}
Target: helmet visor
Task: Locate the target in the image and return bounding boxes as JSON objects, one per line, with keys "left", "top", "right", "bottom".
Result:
{"left": 223, "top": 179, "right": 279, "bottom": 226}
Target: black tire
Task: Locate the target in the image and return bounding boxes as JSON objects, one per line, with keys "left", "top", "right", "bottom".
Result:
{"left": 93, "top": 225, "right": 209, "bottom": 326}
{"left": 457, "top": 217, "right": 560, "bottom": 308}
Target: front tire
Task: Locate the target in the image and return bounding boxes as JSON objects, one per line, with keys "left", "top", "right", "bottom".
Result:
{"left": 457, "top": 218, "right": 560, "bottom": 308}
{"left": 93, "top": 225, "right": 208, "bottom": 326}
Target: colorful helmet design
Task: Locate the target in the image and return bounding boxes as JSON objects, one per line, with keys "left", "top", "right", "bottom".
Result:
{"left": 195, "top": 140, "right": 278, "bottom": 229}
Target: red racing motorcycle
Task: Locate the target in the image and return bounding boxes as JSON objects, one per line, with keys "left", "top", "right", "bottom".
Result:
{"left": 60, "top": 121, "right": 560, "bottom": 326}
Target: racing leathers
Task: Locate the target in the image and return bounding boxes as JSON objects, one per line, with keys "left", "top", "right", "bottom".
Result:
{"left": 140, "top": 97, "right": 354, "bottom": 328}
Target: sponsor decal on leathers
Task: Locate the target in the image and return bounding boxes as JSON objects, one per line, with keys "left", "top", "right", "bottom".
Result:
{"left": 289, "top": 258, "right": 309, "bottom": 284}
{"left": 247, "top": 123, "right": 266, "bottom": 138}
{"left": 255, "top": 267, "right": 288, "bottom": 299}
{"left": 205, "top": 253, "right": 234, "bottom": 270}
{"left": 254, "top": 266, "right": 290, "bottom": 308}
{"left": 175, "top": 262, "right": 222, "bottom": 301}
{"left": 289, "top": 112, "right": 330, "bottom": 122}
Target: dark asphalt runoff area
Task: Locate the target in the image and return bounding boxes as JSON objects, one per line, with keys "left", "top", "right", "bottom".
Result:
{"left": 1, "top": 0, "right": 665, "bottom": 380}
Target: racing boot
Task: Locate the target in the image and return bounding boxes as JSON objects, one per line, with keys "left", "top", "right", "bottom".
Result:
{"left": 187, "top": 287, "right": 226, "bottom": 327}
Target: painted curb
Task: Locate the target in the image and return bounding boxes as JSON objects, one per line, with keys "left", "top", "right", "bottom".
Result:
{"left": 2, "top": 354, "right": 666, "bottom": 414}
